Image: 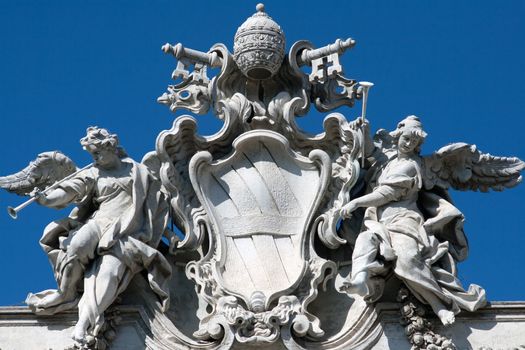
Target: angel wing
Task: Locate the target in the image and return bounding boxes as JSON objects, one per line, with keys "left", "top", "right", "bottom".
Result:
{"left": 422, "top": 143, "right": 525, "bottom": 192}
{"left": 373, "top": 128, "right": 396, "bottom": 153}
{"left": 0, "top": 151, "right": 77, "bottom": 196}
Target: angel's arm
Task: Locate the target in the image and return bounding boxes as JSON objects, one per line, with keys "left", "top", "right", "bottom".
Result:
{"left": 341, "top": 189, "right": 391, "bottom": 217}
{"left": 348, "top": 117, "right": 375, "bottom": 159}
{"left": 341, "top": 161, "right": 418, "bottom": 217}
{"left": 37, "top": 171, "right": 95, "bottom": 209}
{"left": 36, "top": 188, "right": 76, "bottom": 208}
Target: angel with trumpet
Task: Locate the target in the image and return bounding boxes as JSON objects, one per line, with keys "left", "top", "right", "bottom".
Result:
{"left": 339, "top": 115, "right": 524, "bottom": 325}
{"left": 0, "top": 126, "right": 173, "bottom": 347}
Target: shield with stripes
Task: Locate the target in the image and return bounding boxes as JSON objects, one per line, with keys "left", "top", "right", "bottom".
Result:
{"left": 189, "top": 130, "right": 331, "bottom": 307}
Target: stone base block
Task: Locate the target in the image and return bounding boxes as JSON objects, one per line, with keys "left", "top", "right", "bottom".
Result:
{"left": 0, "top": 302, "right": 524, "bottom": 349}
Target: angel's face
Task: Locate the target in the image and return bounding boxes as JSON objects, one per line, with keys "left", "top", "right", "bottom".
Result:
{"left": 89, "top": 147, "right": 119, "bottom": 169}
{"left": 397, "top": 131, "right": 419, "bottom": 155}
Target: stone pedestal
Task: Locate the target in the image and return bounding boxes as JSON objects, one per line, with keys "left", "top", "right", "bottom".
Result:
{"left": 1, "top": 302, "right": 524, "bottom": 349}
{"left": 1, "top": 4, "right": 523, "bottom": 350}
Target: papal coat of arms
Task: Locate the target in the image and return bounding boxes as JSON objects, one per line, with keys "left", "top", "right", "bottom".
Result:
{"left": 1, "top": 4, "right": 524, "bottom": 350}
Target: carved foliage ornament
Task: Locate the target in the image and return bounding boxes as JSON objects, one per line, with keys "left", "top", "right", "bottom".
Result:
{"left": 153, "top": 3, "right": 378, "bottom": 349}
{"left": 153, "top": 4, "right": 524, "bottom": 349}
{"left": 1, "top": 3, "right": 524, "bottom": 350}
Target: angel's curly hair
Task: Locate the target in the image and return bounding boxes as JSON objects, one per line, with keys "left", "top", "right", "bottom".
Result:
{"left": 390, "top": 115, "right": 427, "bottom": 154}
{"left": 80, "top": 126, "right": 128, "bottom": 158}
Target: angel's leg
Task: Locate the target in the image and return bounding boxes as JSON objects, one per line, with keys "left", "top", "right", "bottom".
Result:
{"left": 36, "top": 221, "right": 100, "bottom": 308}
{"left": 73, "top": 253, "right": 127, "bottom": 343}
{"left": 390, "top": 233, "right": 455, "bottom": 325}
{"left": 415, "top": 288, "right": 456, "bottom": 325}
{"left": 34, "top": 260, "right": 84, "bottom": 308}
{"left": 341, "top": 230, "right": 379, "bottom": 295}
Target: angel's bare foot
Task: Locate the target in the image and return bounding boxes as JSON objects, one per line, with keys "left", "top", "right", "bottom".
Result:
{"left": 437, "top": 309, "right": 455, "bottom": 326}
{"left": 34, "top": 291, "right": 73, "bottom": 309}
{"left": 72, "top": 327, "right": 94, "bottom": 348}
{"left": 340, "top": 271, "right": 369, "bottom": 296}
{"left": 72, "top": 315, "right": 91, "bottom": 341}
{"left": 72, "top": 329, "right": 85, "bottom": 343}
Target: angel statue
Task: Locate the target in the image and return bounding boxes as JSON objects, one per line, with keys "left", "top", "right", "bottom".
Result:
{"left": 0, "top": 127, "right": 172, "bottom": 347}
{"left": 339, "top": 116, "right": 524, "bottom": 325}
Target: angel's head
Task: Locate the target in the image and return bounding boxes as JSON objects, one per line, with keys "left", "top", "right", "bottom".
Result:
{"left": 80, "top": 126, "right": 128, "bottom": 168}
{"left": 390, "top": 116, "right": 427, "bottom": 155}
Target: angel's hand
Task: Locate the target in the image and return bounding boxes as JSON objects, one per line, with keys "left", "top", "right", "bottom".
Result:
{"left": 29, "top": 188, "right": 43, "bottom": 198}
{"left": 341, "top": 201, "right": 358, "bottom": 218}
{"left": 29, "top": 188, "right": 47, "bottom": 204}
{"left": 349, "top": 118, "right": 374, "bottom": 154}
{"left": 348, "top": 117, "right": 369, "bottom": 131}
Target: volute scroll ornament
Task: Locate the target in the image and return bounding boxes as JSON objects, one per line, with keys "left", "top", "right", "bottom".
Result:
{"left": 152, "top": 4, "right": 524, "bottom": 349}
{"left": 1, "top": 3, "right": 524, "bottom": 350}
{"left": 151, "top": 4, "right": 383, "bottom": 348}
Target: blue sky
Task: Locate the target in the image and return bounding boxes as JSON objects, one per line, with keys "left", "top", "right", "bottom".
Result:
{"left": 0, "top": 1, "right": 524, "bottom": 305}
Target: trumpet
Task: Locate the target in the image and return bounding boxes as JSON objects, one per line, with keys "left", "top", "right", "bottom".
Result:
{"left": 7, "top": 163, "right": 93, "bottom": 219}
{"left": 358, "top": 81, "right": 374, "bottom": 167}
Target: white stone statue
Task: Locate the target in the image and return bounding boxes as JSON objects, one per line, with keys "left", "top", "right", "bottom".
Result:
{"left": 1, "top": 4, "right": 524, "bottom": 350}
{"left": 0, "top": 127, "right": 172, "bottom": 347}
{"left": 340, "top": 116, "right": 524, "bottom": 325}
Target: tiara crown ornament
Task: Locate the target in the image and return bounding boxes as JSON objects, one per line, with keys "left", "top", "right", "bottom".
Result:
{"left": 233, "top": 3, "right": 286, "bottom": 80}
{"left": 3, "top": 4, "right": 524, "bottom": 350}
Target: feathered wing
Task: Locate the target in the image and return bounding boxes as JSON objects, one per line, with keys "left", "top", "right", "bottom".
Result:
{"left": 0, "top": 151, "right": 77, "bottom": 196}
{"left": 422, "top": 142, "right": 525, "bottom": 192}
{"left": 372, "top": 128, "right": 396, "bottom": 154}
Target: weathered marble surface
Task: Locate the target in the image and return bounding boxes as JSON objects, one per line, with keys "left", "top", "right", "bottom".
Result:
{"left": 1, "top": 4, "right": 524, "bottom": 349}
{"left": 373, "top": 302, "right": 525, "bottom": 350}
{"left": 0, "top": 306, "right": 148, "bottom": 350}
{"left": 1, "top": 301, "right": 524, "bottom": 350}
